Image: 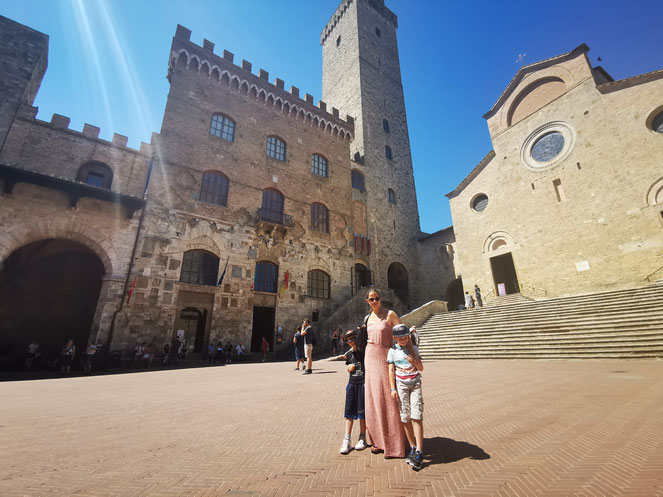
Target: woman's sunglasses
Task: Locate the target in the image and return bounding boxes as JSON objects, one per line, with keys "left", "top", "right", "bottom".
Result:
{"left": 368, "top": 297, "right": 381, "bottom": 302}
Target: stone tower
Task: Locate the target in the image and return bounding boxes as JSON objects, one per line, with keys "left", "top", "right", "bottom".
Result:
{"left": 321, "top": 0, "right": 421, "bottom": 305}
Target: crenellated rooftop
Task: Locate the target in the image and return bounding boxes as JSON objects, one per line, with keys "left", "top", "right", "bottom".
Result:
{"left": 320, "top": 0, "right": 397, "bottom": 45}
{"left": 14, "top": 104, "right": 153, "bottom": 156}
{"left": 170, "top": 25, "right": 355, "bottom": 141}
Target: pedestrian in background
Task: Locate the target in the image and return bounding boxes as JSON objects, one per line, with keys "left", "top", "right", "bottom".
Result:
{"left": 474, "top": 284, "right": 483, "bottom": 307}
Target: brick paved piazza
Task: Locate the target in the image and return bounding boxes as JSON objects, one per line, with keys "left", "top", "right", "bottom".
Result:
{"left": 1, "top": 360, "right": 662, "bottom": 497}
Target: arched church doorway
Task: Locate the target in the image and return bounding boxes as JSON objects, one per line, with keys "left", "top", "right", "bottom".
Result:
{"left": 0, "top": 239, "right": 105, "bottom": 369}
{"left": 490, "top": 253, "right": 520, "bottom": 295}
{"left": 387, "top": 262, "right": 409, "bottom": 303}
{"left": 446, "top": 278, "right": 464, "bottom": 311}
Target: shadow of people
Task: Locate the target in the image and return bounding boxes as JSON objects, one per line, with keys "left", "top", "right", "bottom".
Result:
{"left": 424, "top": 437, "right": 490, "bottom": 466}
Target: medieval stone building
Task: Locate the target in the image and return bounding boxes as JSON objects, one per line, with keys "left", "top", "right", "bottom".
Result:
{"left": 0, "top": 0, "right": 445, "bottom": 362}
{"left": 1, "top": 1, "right": 661, "bottom": 366}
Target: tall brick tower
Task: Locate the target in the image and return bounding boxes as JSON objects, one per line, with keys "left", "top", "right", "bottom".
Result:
{"left": 321, "top": 0, "right": 421, "bottom": 306}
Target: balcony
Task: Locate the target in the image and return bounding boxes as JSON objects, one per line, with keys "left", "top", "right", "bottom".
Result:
{"left": 255, "top": 207, "right": 294, "bottom": 229}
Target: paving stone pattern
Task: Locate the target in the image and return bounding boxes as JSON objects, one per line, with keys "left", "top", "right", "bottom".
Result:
{"left": 1, "top": 360, "right": 662, "bottom": 496}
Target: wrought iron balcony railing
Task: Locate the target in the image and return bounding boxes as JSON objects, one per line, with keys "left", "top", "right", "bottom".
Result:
{"left": 255, "top": 207, "right": 294, "bottom": 228}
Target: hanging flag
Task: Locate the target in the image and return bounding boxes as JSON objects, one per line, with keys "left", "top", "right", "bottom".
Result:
{"left": 279, "top": 270, "right": 290, "bottom": 296}
{"left": 217, "top": 256, "right": 230, "bottom": 287}
{"left": 126, "top": 277, "right": 136, "bottom": 305}
{"left": 251, "top": 271, "right": 256, "bottom": 290}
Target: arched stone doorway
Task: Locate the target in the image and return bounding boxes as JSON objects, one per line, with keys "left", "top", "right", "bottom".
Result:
{"left": 0, "top": 239, "right": 105, "bottom": 369}
{"left": 387, "top": 262, "right": 409, "bottom": 303}
{"left": 352, "top": 262, "right": 371, "bottom": 294}
{"left": 446, "top": 278, "right": 465, "bottom": 311}
{"left": 178, "top": 307, "right": 207, "bottom": 354}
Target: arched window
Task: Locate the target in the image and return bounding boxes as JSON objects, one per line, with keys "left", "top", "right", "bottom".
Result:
{"left": 311, "top": 154, "right": 328, "bottom": 177}
{"left": 261, "top": 188, "right": 285, "bottom": 223}
{"left": 351, "top": 170, "right": 365, "bottom": 191}
{"left": 311, "top": 203, "right": 329, "bottom": 233}
{"left": 307, "top": 270, "right": 330, "bottom": 299}
{"left": 180, "top": 250, "right": 220, "bottom": 286}
{"left": 651, "top": 110, "right": 663, "bottom": 133}
{"left": 76, "top": 162, "right": 113, "bottom": 189}
{"left": 266, "top": 136, "right": 286, "bottom": 161}
{"left": 385, "top": 146, "right": 393, "bottom": 160}
{"left": 388, "top": 188, "right": 396, "bottom": 204}
{"left": 254, "top": 261, "right": 278, "bottom": 293}
{"left": 200, "top": 171, "right": 229, "bottom": 206}
{"left": 383, "top": 119, "right": 390, "bottom": 133}
{"left": 210, "top": 114, "right": 235, "bottom": 142}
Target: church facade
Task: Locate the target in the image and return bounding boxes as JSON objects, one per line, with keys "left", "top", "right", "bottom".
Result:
{"left": 447, "top": 44, "right": 663, "bottom": 300}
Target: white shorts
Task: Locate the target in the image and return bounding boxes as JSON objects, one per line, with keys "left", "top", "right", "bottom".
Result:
{"left": 396, "top": 379, "right": 423, "bottom": 423}
{"left": 304, "top": 343, "right": 313, "bottom": 359}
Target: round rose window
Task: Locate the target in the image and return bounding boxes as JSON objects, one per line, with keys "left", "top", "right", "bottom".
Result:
{"left": 531, "top": 132, "right": 565, "bottom": 162}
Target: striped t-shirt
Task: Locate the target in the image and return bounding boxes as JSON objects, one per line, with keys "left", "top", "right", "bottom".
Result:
{"left": 386, "top": 344, "right": 421, "bottom": 384}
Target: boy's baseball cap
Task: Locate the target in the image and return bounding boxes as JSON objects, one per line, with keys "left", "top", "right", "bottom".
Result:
{"left": 392, "top": 324, "right": 411, "bottom": 337}
{"left": 345, "top": 329, "right": 357, "bottom": 340}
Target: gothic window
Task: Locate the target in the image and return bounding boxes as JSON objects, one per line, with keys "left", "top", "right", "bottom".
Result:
{"left": 266, "top": 136, "right": 286, "bottom": 161}
{"left": 261, "top": 188, "right": 284, "bottom": 223}
{"left": 385, "top": 145, "right": 393, "bottom": 160}
{"left": 307, "top": 270, "right": 330, "bottom": 299}
{"left": 383, "top": 119, "right": 390, "bottom": 133}
{"left": 210, "top": 114, "right": 235, "bottom": 142}
{"left": 388, "top": 188, "right": 396, "bottom": 204}
{"left": 351, "top": 170, "right": 365, "bottom": 191}
{"left": 76, "top": 162, "right": 113, "bottom": 189}
{"left": 255, "top": 261, "right": 278, "bottom": 293}
{"left": 311, "top": 203, "right": 329, "bottom": 233}
{"left": 311, "top": 154, "right": 328, "bottom": 177}
{"left": 180, "top": 250, "right": 220, "bottom": 286}
{"left": 199, "top": 171, "right": 229, "bottom": 207}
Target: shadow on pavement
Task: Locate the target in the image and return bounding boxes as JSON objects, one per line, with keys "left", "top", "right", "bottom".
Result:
{"left": 425, "top": 436, "right": 490, "bottom": 465}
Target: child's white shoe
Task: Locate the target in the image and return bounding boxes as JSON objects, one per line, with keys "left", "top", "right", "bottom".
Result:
{"left": 355, "top": 437, "right": 367, "bottom": 450}
{"left": 340, "top": 438, "right": 352, "bottom": 454}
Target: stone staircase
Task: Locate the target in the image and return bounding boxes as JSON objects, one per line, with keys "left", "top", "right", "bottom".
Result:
{"left": 416, "top": 283, "right": 663, "bottom": 359}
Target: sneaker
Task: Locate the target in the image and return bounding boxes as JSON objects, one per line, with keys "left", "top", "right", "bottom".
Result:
{"left": 411, "top": 450, "right": 424, "bottom": 471}
{"left": 406, "top": 446, "right": 417, "bottom": 466}
{"left": 302, "top": 369, "right": 312, "bottom": 375}
{"left": 355, "top": 437, "right": 367, "bottom": 451}
{"left": 340, "top": 438, "right": 352, "bottom": 454}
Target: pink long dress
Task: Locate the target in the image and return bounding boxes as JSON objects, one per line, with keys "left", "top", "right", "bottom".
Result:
{"left": 364, "top": 315, "right": 406, "bottom": 458}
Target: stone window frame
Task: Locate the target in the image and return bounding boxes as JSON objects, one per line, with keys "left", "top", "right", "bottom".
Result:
{"left": 351, "top": 170, "right": 365, "bottom": 191}
{"left": 261, "top": 188, "right": 285, "bottom": 223}
{"left": 209, "top": 113, "right": 235, "bottom": 142}
{"left": 76, "top": 161, "right": 113, "bottom": 189}
{"left": 385, "top": 145, "right": 393, "bottom": 160}
{"left": 470, "top": 193, "right": 489, "bottom": 213}
{"left": 311, "top": 202, "right": 330, "bottom": 233}
{"left": 307, "top": 269, "right": 330, "bottom": 299}
{"left": 254, "top": 260, "right": 279, "bottom": 293}
{"left": 199, "top": 171, "right": 229, "bottom": 207}
{"left": 645, "top": 105, "right": 663, "bottom": 134}
{"left": 266, "top": 135, "right": 287, "bottom": 161}
{"left": 311, "top": 153, "right": 329, "bottom": 178}
{"left": 388, "top": 188, "right": 396, "bottom": 204}
{"left": 520, "top": 121, "right": 576, "bottom": 171}
{"left": 179, "top": 250, "right": 220, "bottom": 286}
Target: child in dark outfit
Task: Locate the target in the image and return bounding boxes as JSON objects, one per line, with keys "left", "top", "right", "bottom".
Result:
{"left": 340, "top": 329, "right": 368, "bottom": 454}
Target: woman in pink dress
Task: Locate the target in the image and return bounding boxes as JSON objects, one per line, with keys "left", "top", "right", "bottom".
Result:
{"left": 363, "top": 288, "right": 407, "bottom": 457}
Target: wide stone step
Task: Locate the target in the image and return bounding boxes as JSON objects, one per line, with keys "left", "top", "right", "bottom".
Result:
{"left": 418, "top": 330, "right": 663, "bottom": 347}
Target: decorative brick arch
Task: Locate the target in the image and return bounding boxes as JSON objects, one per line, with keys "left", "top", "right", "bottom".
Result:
{"left": 0, "top": 219, "right": 120, "bottom": 275}
{"left": 482, "top": 231, "right": 516, "bottom": 256}
{"left": 183, "top": 235, "right": 221, "bottom": 256}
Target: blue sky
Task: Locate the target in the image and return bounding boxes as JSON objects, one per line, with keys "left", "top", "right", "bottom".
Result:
{"left": 1, "top": 0, "right": 661, "bottom": 232}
